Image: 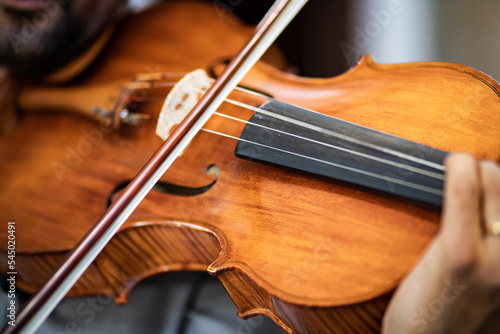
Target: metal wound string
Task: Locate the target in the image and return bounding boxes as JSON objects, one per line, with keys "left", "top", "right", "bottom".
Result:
{"left": 200, "top": 128, "right": 443, "bottom": 196}
{"left": 163, "top": 88, "right": 446, "bottom": 184}
{"left": 186, "top": 85, "right": 446, "bottom": 172}
{"left": 129, "top": 79, "right": 445, "bottom": 188}
{"left": 158, "top": 97, "right": 445, "bottom": 196}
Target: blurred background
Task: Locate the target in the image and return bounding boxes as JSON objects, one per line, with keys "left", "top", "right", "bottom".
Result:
{"left": 277, "top": 0, "right": 500, "bottom": 81}
{"left": 129, "top": 0, "right": 500, "bottom": 81}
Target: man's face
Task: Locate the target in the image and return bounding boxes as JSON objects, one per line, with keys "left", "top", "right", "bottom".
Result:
{"left": 0, "top": 0, "right": 126, "bottom": 75}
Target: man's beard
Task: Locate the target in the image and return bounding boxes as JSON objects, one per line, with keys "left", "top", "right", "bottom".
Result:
{"left": 0, "top": 4, "right": 94, "bottom": 76}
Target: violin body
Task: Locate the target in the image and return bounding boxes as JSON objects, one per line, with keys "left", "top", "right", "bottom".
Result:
{"left": 1, "top": 2, "right": 500, "bottom": 333}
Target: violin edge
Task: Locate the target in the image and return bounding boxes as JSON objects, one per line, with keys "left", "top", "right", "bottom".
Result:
{"left": 238, "top": 54, "right": 500, "bottom": 99}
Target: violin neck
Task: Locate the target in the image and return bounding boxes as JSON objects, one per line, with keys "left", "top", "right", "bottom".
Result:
{"left": 235, "top": 100, "right": 447, "bottom": 207}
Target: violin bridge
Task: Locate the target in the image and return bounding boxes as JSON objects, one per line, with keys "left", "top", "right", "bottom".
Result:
{"left": 156, "top": 69, "right": 211, "bottom": 140}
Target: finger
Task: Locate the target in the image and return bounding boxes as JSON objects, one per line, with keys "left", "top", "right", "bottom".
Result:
{"left": 481, "top": 160, "right": 500, "bottom": 274}
{"left": 481, "top": 160, "right": 500, "bottom": 236}
{"left": 441, "top": 153, "right": 481, "bottom": 260}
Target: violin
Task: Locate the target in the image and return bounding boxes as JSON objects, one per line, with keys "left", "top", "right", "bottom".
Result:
{"left": 1, "top": 1, "right": 500, "bottom": 333}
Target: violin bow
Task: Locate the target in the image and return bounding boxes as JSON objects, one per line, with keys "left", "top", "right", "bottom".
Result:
{"left": 1, "top": 0, "right": 308, "bottom": 333}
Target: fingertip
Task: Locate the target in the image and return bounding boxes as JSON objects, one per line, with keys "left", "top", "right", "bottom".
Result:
{"left": 478, "top": 160, "right": 500, "bottom": 197}
{"left": 444, "top": 152, "right": 479, "bottom": 202}
{"left": 444, "top": 152, "right": 476, "bottom": 169}
{"left": 480, "top": 159, "right": 500, "bottom": 176}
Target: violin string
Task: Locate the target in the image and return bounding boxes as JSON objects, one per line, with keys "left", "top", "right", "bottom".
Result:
{"left": 210, "top": 111, "right": 444, "bottom": 180}
{"left": 133, "top": 78, "right": 445, "bottom": 179}
{"left": 165, "top": 91, "right": 445, "bottom": 180}
{"left": 200, "top": 128, "right": 443, "bottom": 196}
{"left": 206, "top": 77, "right": 272, "bottom": 99}
{"left": 162, "top": 93, "right": 444, "bottom": 181}
{"left": 125, "top": 80, "right": 268, "bottom": 99}
{"left": 189, "top": 86, "right": 446, "bottom": 172}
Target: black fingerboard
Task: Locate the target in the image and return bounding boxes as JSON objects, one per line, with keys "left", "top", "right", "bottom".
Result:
{"left": 235, "top": 100, "right": 447, "bottom": 207}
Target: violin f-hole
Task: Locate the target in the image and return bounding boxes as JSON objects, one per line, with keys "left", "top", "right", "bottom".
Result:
{"left": 106, "top": 164, "right": 220, "bottom": 207}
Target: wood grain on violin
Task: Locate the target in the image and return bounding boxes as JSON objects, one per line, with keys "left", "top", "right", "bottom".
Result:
{"left": 1, "top": 1, "right": 500, "bottom": 334}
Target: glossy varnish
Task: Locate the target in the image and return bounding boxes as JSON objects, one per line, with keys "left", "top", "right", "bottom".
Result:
{"left": 1, "top": 2, "right": 500, "bottom": 333}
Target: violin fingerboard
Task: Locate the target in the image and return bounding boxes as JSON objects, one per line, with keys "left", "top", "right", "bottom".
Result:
{"left": 235, "top": 100, "right": 447, "bottom": 207}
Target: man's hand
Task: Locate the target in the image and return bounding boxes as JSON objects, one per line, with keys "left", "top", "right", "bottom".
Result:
{"left": 382, "top": 153, "right": 500, "bottom": 333}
